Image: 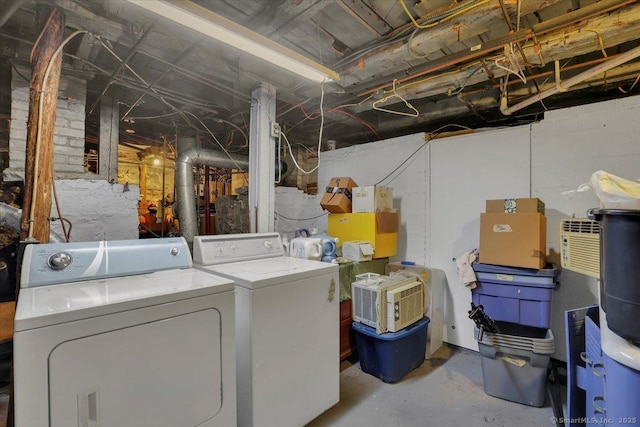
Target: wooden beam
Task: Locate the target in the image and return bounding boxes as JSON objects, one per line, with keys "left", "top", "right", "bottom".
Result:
{"left": 20, "top": 5, "right": 64, "bottom": 243}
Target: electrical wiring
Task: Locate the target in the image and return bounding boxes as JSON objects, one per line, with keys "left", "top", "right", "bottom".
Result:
{"left": 29, "top": 6, "right": 57, "bottom": 65}
{"left": 295, "top": 100, "right": 380, "bottom": 138}
{"left": 275, "top": 131, "right": 282, "bottom": 184}
{"left": 280, "top": 132, "right": 319, "bottom": 175}
{"left": 330, "top": 108, "right": 381, "bottom": 139}
{"left": 207, "top": 117, "right": 248, "bottom": 146}
{"left": 618, "top": 73, "right": 640, "bottom": 94}
{"left": 374, "top": 141, "right": 427, "bottom": 186}
{"left": 279, "top": 81, "right": 326, "bottom": 175}
{"left": 374, "top": 124, "right": 472, "bottom": 186}
{"left": 182, "top": 110, "right": 248, "bottom": 174}
{"left": 9, "top": 59, "right": 30, "bottom": 82}
{"left": 28, "top": 29, "right": 89, "bottom": 240}
{"left": 407, "top": 28, "right": 427, "bottom": 59}
{"left": 126, "top": 111, "right": 182, "bottom": 120}
{"left": 399, "top": 0, "right": 490, "bottom": 30}
{"left": 275, "top": 211, "right": 328, "bottom": 221}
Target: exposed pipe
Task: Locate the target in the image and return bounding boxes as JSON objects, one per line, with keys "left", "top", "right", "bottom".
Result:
{"left": 0, "top": 202, "right": 64, "bottom": 243}
{"left": 87, "top": 20, "right": 157, "bottom": 117}
{"left": 501, "top": 43, "right": 640, "bottom": 115}
{"left": 353, "top": 0, "right": 634, "bottom": 98}
{"left": 0, "top": 0, "right": 21, "bottom": 28}
{"left": 175, "top": 148, "right": 249, "bottom": 246}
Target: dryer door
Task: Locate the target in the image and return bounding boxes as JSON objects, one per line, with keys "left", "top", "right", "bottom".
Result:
{"left": 49, "top": 308, "right": 222, "bottom": 427}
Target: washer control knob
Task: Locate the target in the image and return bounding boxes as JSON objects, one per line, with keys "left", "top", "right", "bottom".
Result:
{"left": 170, "top": 247, "right": 180, "bottom": 256}
{"left": 48, "top": 252, "right": 72, "bottom": 270}
{"left": 263, "top": 241, "right": 273, "bottom": 249}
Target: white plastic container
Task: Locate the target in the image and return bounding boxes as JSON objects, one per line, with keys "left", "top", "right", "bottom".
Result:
{"left": 289, "top": 237, "right": 323, "bottom": 261}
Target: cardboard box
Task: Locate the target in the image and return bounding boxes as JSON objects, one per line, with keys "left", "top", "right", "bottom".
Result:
{"left": 0, "top": 301, "right": 15, "bottom": 343}
{"left": 352, "top": 186, "right": 394, "bottom": 213}
{"left": 479, "top": 212, "right": 546, "bottom": 269}
{"left": 328, "top": 212, "right": 398, "bottom": 259}
{"left": 486, "top": 198, "right": 545, "bottom": 214}
{"left": 342, "top": 241, "right": 375, "bottom": 261}
{"left": 320, "top": 177, "right": 358, "bottom": 213}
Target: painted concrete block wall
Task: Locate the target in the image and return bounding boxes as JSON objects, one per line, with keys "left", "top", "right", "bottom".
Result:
{"left": 275, "top": 94, "right": 640, "bottom": 361}
{"left": 8, "top": 68, "right": 86, "bottom": 176}
{"left": 274, "top": 186, "right": 324, "bottom": 242}
{"left": 530, "top": 95, "right": 640, "bottom": 361}
{"left": 51, "top": 180, "right": 140, "bottom": 242}
{"left": 429, "top": 127, "right": 531, "bottom": 351}
{"left": 316, "top": 133, "right": 429, "bottom": 264}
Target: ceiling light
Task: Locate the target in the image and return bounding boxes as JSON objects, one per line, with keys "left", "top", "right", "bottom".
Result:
{"left": 153, "top": 158, "right": 161, "bottom": 166}
{"left": 125, "top": 128, "right": 136, "bottom": 134}
{"left": 125, "top": 0, "right": 339, "bottom": 83}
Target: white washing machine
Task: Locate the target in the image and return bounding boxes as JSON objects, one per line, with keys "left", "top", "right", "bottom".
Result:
{"left": 193, "top": 233, "right": 339, "bottom": 427}
{"left": 14, "top": 237, "right": 236, "bottom": 427}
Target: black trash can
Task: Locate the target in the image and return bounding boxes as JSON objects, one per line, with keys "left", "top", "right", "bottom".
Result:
{"left": 593, "top": 209, "right": 640, "bottom": 343}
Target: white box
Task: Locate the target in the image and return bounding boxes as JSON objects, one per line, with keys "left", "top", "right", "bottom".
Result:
{"left": 341, "top": 241, "right": 374, "bottom": 261}
{"left": 352, "top": 186, "right": 393, "bottom": 212}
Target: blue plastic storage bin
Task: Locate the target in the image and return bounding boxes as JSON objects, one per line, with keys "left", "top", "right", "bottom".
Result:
{"left": 471, "top": 262, "right": 558, "bottom": 328}
{"left": 352, "top": 317, "right": 429, "bottom": 383}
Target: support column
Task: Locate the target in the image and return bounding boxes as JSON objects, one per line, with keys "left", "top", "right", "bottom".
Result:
{"left": 20, "top": 5, "right": 64, "bottom": 242}
{"left": 248, "top": 84, "right": 276, "bottom": 233}
{"left": 99, "top": 96, "right": 119, "bottom": 181}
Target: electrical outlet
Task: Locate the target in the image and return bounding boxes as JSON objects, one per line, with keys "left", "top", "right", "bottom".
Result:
{"left": 271, "top": 122, "right": 281, "bottom": 138}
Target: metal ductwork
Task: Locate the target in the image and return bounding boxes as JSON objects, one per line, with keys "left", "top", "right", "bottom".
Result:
{"left": 0, "top": 202, "right": 64, "bottom": 243}
{"left": 175, "top": 146, "right": 249, "bottom": 246}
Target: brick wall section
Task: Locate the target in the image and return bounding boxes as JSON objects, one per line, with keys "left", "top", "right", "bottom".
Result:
{"left": 51, "top": 179, "right": 141, "bottom": 242}
{"left": 9, "top": 67, "right": 86, "bottom": 174}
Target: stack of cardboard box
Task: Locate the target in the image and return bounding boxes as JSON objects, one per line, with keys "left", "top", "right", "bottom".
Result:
{"left": 479, "top": 198, "right": 547, "bottom": 269}
{"left": 321, "top": 177, "right": 399, "bottom": 259}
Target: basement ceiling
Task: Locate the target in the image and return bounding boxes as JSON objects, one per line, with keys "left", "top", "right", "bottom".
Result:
{"left": 2, "top": 0, "right": 640, "bottom": 153}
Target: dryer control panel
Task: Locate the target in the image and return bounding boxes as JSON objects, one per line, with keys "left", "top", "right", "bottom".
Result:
{"left": 21, "top": 237, "right": 192, "bottom": 288}
{"left": 193, "top": 233, "right": 284, "bottom": 265}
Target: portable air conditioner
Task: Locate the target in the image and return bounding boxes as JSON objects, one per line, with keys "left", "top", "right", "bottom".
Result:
{"left": 559, "top": 218, "right": 600, "bottom": 278}
{"left": 386, "top": 280, "right": 424, "bottom": 332}
{"left": 352, "top": 273, "right": 424, "bottom": 334}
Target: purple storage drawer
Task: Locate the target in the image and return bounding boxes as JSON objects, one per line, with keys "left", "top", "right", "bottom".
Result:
{"left": 471, "top": 280, "right": 555, "bottom": 329}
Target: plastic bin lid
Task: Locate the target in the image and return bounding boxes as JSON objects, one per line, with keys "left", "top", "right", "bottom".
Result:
{"left": 472, "top": 262, "right": 559, "bottom": 279}
{"left": 475, "top": 327, "right": 555, "bottom": 354}
{"left": 592, "top": 209, "right": 640, "bottom": 217}
{"left": 352, "top": 317, "right": 430, "bottom": 340}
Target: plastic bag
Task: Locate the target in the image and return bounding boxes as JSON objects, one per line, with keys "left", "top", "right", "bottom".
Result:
{"left": 562, "top": 170, "right": 640, "bottom": 209}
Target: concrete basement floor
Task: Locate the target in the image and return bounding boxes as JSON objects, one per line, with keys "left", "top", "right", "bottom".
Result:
{"left": 309, "top": 345, "right": 557, "bottom": 427}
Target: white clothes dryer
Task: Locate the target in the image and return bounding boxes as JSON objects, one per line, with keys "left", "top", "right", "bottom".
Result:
{"left": 14, "top": 237, "right": 236, "bottom": 427}
{"left": 193, "top": 233, "right": 339, "bottom": 427}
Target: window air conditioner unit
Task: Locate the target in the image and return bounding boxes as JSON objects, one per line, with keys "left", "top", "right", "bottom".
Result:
{"left": 559, "top": 219, "right": 600, "bottom": 278}
{"left": 352, "top": 273, "right": 424, "bottom": 333}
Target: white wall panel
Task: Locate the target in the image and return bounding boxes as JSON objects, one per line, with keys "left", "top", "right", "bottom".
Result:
{"left": 277, "top": 94, "right": 640, "bottom": 362}
{"left": 317, "top": 133, "right": 429, "bottom": 264}
{"left": 531, "top": 95, "right": 640, "bottom": 361}
{"left": 429, "top": 127, "right": 531, "bottom": 351}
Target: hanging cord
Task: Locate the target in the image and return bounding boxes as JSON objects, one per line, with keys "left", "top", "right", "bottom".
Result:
{"left": 28, "top": 29, "right": 89, "bottom": 240}
{"left": 51, "top": 180, "right": 71, "bottom": 241}
{"left": 280, "top": 81, "right": 326, "bottom": 175}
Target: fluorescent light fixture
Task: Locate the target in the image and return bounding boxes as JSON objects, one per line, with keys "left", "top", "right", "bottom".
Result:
{"left": 126, "top": 0, "right": 339, "bottom": 83}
